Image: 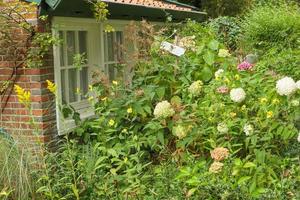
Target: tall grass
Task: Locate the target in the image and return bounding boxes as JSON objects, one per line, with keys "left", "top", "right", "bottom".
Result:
{"left": 0, "top": 136, "right": 35, "bottom": 200}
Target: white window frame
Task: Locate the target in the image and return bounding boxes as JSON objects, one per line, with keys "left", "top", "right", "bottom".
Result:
{"left": 52, "top": 17, "right": 131, "bottom": 134}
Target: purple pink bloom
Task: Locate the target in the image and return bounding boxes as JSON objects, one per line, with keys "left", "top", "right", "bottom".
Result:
{"left": 237, "top": 61, "right": 254, "bottom": 71}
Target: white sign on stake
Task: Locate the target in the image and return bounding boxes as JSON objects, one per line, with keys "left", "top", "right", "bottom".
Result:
{"left": 160, "top": 41, "right": 186, "bottom": 57}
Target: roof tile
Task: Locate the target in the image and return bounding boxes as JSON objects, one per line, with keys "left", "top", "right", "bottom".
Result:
{"left": 103, "top": 0, "right": 193, "bottom": 11}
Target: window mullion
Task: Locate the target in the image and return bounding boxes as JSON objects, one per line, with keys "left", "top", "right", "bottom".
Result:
{"left": 63, "top": 31, "right": 70, "bottom": 104}
{"left": 75, "top": 31, "right": 81, "bottom": 101}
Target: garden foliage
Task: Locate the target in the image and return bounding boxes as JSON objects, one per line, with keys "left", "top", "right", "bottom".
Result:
{"left": 35, "top": 21, "right": 300, "bottom": 199}
{"left": 239, "top": 1, "right": 300, "bottom": 78}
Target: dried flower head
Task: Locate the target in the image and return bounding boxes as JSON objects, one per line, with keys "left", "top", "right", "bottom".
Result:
{"left": 216, "top": 86, "right": 229, "bottom": 94}
{"left": 211, "top": 147, "right": 229, "bottom": 161}
{"left": 209, "top": 161, "right": 224, "bottom": 173}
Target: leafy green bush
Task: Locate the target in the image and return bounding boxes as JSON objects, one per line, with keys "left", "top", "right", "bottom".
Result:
{"left": 239, "top": 2, "right": 300, "bottom": 51}
{"left": 208, "top": 16, "right": 241, "bottom": 50}
{"left": 37, "top": 21, "right": 300, "bottom": 199}
{"left": 239, "top": 2, "right": 300, "bottom": 78}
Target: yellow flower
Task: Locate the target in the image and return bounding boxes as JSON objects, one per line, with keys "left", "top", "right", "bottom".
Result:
{"left": 267, "top": 111, "right": 273, "bottom": 119}
{"left": 224, "top": 78, "right": 230, "bottom": 84}
{"left": 230, "top": 112, "right": 237, "bottom": 118}
{"left": 234, "top": 74, "right": 240, "bottom": 80}
{"left": 241, "top": 105, "right": 246, "bottom": 111}
{"left": 101, "top": 97, "right": 108, "bottom": 101}
{"left": 14, "top": 85, "right": 31, "bottom": 107}
{"left": 112, "top": 80, "right": 118, "bottom": 86}
{"left": 260, "top": 98, "right": 267, "bottom": 104}
{"left": 121, "top": 128, "right": 128, "bottom": 133}
{"left": 88, "top": 96, "right": 94, "bottom": 101}
{"left": 127, "top": 107, "right": 133, "bottom": 114}
{"left": 108, "top": 119, "right": 115, "bottom": 127}
{"left": 46, "top": 80, "right": 57, "bottom": 94}
{"left": 88, "top": 85, "right": 93, "bottom": 91}
{"left": 272, "top": 98, "right": 280, "bottom": 104}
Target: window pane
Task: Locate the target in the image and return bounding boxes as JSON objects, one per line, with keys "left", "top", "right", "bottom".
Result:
{"left": 108, "top": 64, "right": 115, "bottom": 81}
{"left": 80, "top": 67, "right": 88, "bottom": 99}
{"left": 68, "top": 68, "right": 78, "bottom": 103}
{"left": 66, "top": 31, "right": 76, "bottom": 65}
{"left": 79, "top": 31, "right": 88, "bottom": 60}
{"left": 106, "top": 32, "right": 114, "bottom": 62}
{"left": 61, "top": 69, "right": 66, "bottom": 103}
{"left": 59, "top": 31, "right": 65, "bottom": 66}
{"left": 116, "top": 31, "right": 124, "bottom": 61}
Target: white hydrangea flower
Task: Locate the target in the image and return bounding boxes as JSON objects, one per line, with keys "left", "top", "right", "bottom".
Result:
{"left": 291, "top": 100, "right": 300, "bottom": 107}
{"left": 188, "top": 80, "right": 203, "bottom": 96}
{"left": 153, "top": 101, "right": 175, "bottom": 118}
{"left": 298, "top": 132, "right": 300, "bottom": 143}
{"left": 218, "top": 49, "right": 231, "bottom": 57}
{"left": 173, "top": 125, "right": 186, "bottom": 139}
{"left": 296, "top": 80, "right": 300, "bottom": 89}
{"left": 243, "top": 124, "right": 254, "bottom": 136}
{"left": 215, "top": 69, "right": 224, "bottom": 78}
{"left": 217, "top": 123, "right": 229, "bottom": 134}
{"left": 230, "top": 88, "right": 246, "bottom": 103}
{"left": 276, "top": 77, "right": 297, "bottom": 96}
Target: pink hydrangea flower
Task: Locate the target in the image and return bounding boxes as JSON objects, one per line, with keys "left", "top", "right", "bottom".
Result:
{"left": 237, "top": 61, "right": 254, "bottom": 71}
{"left": 216, "top": 86, "right": 229, "bottom": 94}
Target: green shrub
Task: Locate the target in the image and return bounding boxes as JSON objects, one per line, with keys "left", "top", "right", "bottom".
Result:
{"left": 239, "top": 2, "right": 300, "bottom": 51}
{"left": 239, "top": 2, "right": 300, "bottom": 78}
{"left": 208, "top": 16, "right": 241, "bottom": 50}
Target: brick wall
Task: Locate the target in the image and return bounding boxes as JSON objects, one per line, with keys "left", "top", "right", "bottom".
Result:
{"left": 0, "top": 0, "right": 57, "bottom": 148}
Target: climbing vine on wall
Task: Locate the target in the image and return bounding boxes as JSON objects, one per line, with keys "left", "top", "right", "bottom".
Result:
{"left": 0, "top": 1, "right": 58, "bottom": 109}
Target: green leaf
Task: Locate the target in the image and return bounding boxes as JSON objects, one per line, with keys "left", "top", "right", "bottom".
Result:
{"left": 203, "top": 51, "right": 215, "bottom": 66}
{"left": 238, "top": 176, "right": 251, "bottom": 185}
{"left": 156, "top": 87, "right": 165, "bottom": 99}
{"left": 107, "top": 149, "right": 118, "bottom": 157}
{"left": 243, "top": 162, "right": 256, "bottom": 168}
{"left": 157, "top": 131, "right": 164, "bottom": 145}
{"left": 208, "top": 40, "right": 219, "bottom": 50}
{"left": 200, "top": 66, "right": 213, "bottom": 82}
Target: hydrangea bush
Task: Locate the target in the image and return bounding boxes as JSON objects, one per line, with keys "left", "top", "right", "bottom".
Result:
{"left": 41, "top": 21, "right": 299, "bottom": 199}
